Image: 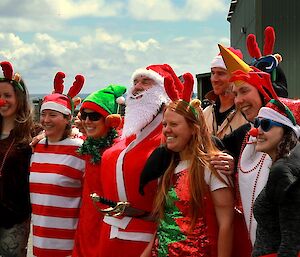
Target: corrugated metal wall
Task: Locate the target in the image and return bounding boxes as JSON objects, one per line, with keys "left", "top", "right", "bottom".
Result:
{"left": 229, "top": 0, "right": 300, "bottom": 98}
{"left": 260, "top": 0, "right": 300, "bottom": 97}
{"left": 229, "top": 0, "right": 256, "bottom": 63}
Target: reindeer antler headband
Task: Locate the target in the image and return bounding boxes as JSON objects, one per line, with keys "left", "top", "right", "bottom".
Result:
{"left": 0, "top": 61, "right": 25, "bottom": 92}
{"left": 247, "top": 26, "right": 281, "bottom": 77}
{"left": 41, "top": 72, "right": 85, "bottom": 115}
{"left": 164, "top": 72, "right": 198, "bottom": 120}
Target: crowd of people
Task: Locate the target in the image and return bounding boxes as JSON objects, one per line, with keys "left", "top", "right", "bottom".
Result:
{"left": 0, "top": 26, "right": 299, "bottom": 257}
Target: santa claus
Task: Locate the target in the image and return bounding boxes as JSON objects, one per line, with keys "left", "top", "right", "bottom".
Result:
{"left": 96, "top": 64, "right": 191, "bottom": 257}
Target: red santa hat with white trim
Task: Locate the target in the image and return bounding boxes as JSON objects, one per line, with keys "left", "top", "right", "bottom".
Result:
{"left": 131, "top": 63, "right": 194, "bottom": 97}
{"left": 131, "top": 66, "right": 164, "bottom": 88}
{"left": 41, "top": 72, "right": 84, "bottom": 116}
{"left": 257, "top": 98, "right": 300, "bottom": 138}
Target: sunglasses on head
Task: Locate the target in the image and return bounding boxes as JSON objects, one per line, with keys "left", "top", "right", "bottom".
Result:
{"left": 80, "top": 111, "right": 102, "bottom": 121}
{"left": 254, "top": 117, "right": 284, "bottom": 132}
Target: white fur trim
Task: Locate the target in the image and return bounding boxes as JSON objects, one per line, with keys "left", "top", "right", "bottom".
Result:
{"left": 258, "top": 107, "right": 300, "bottom": 138}
{"left": 109, "top": 226, "right": 153, "bottom": 242}
{"left": 41, "top": 101, "right": 71, "bottom": 115}
{"left": 131, "top": 68, "right": 164, "bottom": 86}
{"left": 211, "top": 55, "right": 226, "bottom": 69}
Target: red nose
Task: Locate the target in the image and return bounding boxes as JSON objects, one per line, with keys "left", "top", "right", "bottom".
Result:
{"left": 0, "top": 99, "right": 7, "bottom": 107}
{"left": 249, "top": 127, "right": 259, "bottom": 137}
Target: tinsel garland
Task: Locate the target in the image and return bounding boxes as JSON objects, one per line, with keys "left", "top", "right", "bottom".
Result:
{"left": 77, "top": 129, "right": 118, "bottom": 164}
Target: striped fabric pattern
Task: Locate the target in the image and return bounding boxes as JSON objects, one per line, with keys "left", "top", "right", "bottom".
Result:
{"left": 30, "top": 138, "right": 85, "bottom": 257}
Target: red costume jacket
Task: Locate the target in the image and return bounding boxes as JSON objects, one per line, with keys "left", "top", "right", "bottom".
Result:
{"left": 98, "top": 113, "right": 163, "bottom": 257}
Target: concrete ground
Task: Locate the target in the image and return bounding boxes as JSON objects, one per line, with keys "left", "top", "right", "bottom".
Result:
{"left": 26, "top": 224, "right": 33, "bottom": 257}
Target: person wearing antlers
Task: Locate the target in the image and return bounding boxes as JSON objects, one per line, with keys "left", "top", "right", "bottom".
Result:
{"left": 0, "top": 62, "right": 34, "bottom": 257}
{"left": 139, "top": 26, "right": 290, "bottom": 257}
{"left": 142, "top": 73, "right": 234, "bottom": 257}
{"left": 29, "top": 72, "right": 85, "bottom": 257}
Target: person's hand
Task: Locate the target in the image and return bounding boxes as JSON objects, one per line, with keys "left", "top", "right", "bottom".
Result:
{"left": 30, "top": 131, "right": 45, "bottom": 152}
{"left": 210, "top": 152, "right": 235, "bottom": 175}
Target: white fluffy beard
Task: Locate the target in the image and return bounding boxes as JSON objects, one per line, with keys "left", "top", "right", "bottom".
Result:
{"left": 121, "top": 85, "right": 168, "bottom": 138}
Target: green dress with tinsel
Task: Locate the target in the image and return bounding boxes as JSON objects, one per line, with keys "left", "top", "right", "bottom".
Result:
{"left": 152, "top": 162, "right": 219, "bottom": 257}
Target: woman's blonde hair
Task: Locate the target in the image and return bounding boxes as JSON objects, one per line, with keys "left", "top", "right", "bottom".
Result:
{"left": 153, "top": 99, "right": 228, "bottom": 229}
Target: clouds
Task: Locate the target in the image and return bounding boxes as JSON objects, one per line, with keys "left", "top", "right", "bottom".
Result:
{"left": 0, "top": 0, "right": 230, "bottom": 93}
{"left": 128, "top": 0, "right": 227, "bottom": 21}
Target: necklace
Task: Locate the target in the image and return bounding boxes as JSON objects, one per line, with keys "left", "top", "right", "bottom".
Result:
{"left": 248, "top": 161, "right": 264, "bottom": 237}
{"left": 237, "top": 132, "right": 268, "bottom": 239}
{"left": 77, "top": 129, "right": 118, "bottom": 164}
{"left": 238, "top": 134, "right": 267, "bottom": 173}
{"left": 0, "top": 138, "right": 15, "bottom": 177}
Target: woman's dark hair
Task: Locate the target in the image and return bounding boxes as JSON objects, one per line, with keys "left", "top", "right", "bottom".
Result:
{"left": 275, "top": 126, "right": 298, "bottom": 161}
{"left": 61, "top": 114, "right": 72, "bottom": 140}
{"left": 0, "top": 79, "right": 34, "bottom": 144}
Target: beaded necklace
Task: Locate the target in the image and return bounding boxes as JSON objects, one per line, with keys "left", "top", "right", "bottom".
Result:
{"left": 237, "top": 133, "right": 268, "bottom": 238}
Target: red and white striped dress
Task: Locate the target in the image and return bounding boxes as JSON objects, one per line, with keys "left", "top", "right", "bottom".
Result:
{"left": 30, "top": 137, "right": 85, "bottom": 257}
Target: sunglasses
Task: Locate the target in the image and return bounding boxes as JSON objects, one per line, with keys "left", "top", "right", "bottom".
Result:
{"left": 254, "top": 117, "right": 284, "bottom": 132}
{"left": 80, "top": 111, "right": 102, "bottom": 121}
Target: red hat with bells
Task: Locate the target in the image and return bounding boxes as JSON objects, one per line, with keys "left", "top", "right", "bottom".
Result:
{"left": 41, "top": 72, "right": 84, "bottom": 116}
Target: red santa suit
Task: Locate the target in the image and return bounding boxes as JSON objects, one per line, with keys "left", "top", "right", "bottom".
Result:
{"left": 98, "top": 112, "right": 163, "bottom": 257}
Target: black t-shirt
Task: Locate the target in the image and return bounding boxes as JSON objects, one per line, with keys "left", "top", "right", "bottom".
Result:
{"left": 213, "top": 99, "right": 236, "bottom": 126}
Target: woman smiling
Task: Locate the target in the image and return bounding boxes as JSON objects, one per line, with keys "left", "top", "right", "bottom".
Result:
{"left": 252, "top": 98, "right": 300, "bottom": 257}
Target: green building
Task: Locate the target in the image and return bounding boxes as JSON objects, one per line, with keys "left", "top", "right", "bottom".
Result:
{"left": 197, "top": 0, "right": 300, "bottom": 99}
{"left": 228, "top": 0, "right": 300, "bottom": 97}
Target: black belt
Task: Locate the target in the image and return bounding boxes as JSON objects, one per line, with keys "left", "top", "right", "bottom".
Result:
{"left": 90, "top": 193, "right": 155, "bottom": 221}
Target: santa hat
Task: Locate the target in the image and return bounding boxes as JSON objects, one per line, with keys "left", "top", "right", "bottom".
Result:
{"left": 258, "top": 98, "right": 300, "bottom": 138}
{"left": 81, "top": 84, "right": 126, "bottom": 117}
{"left": 131, "top": 66, "right": 164, "bottom": 87}
{"left": 211, "top": 47, "right": 243, "bottom": 70}
{"left": 41, "top": 72, "right": 85, "bottom": 115}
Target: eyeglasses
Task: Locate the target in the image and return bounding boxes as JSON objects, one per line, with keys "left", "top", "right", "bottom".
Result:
{"left": 80, "top": 111, "right": 102, "bottom": 121}
{"left": 254, "top": 117, "right": 284, "bottom": 132}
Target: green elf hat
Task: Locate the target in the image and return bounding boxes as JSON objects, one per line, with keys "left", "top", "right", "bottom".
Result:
{"left": 81, "top": 84, "right": 126, "bottom": 127}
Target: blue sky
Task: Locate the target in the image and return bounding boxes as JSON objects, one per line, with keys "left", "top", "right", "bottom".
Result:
{"left": 0, "top": 0, "right": 231, "bottom": 94}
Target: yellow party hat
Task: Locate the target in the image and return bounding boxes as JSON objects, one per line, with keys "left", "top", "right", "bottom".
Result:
{"left": 218, "top": 44, "right": 252, "bottom": 75}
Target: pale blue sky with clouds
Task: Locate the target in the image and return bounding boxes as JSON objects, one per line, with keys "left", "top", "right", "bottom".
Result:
{"left": 0, "top": 0, "right": 231, "bottom": 94}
